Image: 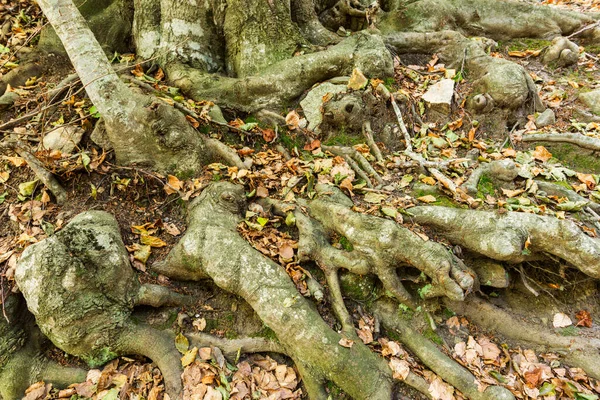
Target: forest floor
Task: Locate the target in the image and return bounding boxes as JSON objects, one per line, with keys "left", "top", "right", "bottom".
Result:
{"left": 2, "top": 0, "right": 600, "bottom": 399}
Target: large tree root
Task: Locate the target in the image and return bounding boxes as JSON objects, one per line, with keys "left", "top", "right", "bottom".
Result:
{"left": 153, "top": 182, "right": 394, "bottom": 399}
{"left": 385, "top": 30, "right": 544, "bottom": 118}
{"left": 167, "top": 32, "right": 393, "bottom": 112}
{"left": 291, "top": 185, "right": 476, "bottom": 303}
{"left": 36, "top": 0, "right": 245, "bottom": 175}
{"left": 446, "top": 296, "right": 600, "bottom": 380}
{"left": 409, "top": 206, "right": 600, "bottom": 278}
{"left": 372, "top": 299, "right": 515, "bottom": 400}
{"left": 0, "top": 294, "right": 87, "bottom": 400}
{"left": 379, "top": 0, "right": 599, "bottom": 41}
{"left": 521, "top": 132, "right": 600, "bottom": 151}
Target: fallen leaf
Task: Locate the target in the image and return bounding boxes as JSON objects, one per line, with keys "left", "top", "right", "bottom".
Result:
{"left": 181, "top": 347, "right": 198, "bottom": 367}
{"left": 164, "top": 175, "right": 183, "bottom": 195}
{"left": 262, "top": 128, "right": 276, "bottom": 142}
{"left": 553, "top": 312, "right": 572, "bottom": 328}
{"left": 140, "top": 234, "right": 167, "bottom": 248}
{"left": 285, "top": 110, "right": 300, "bottom": 130}
{"left": 338, "top": 338, "right": 354, "bottom": 348}
{"left": 389, "top": 358, "right": 410, "bottom": 380}
{"left": 175, "top": 333, "right": 189, "bottom": 354}
{"left": 501, "top": 188, "right": 525, "bottom": 198}
{"left": 417, "top": 195, "right": 437, "bottom": 203}
{"left": 575, "top": 310, "right": 592, "bottom": 328}
{"left": 164, "top": 223, "right": 181, "bottom": 236}
{"left": 348, "top": 68, "right": 368, "bottom": 90}
{"left": 193, "top": 318, "right": 207, "bottom": 331}
{"left": 576, "top": 173, "right": 596, "bottom": 190}
{"left": 364, "top": 192, "right": 387, "bottom": 204}
{"left": 533, "top": 146, "right": 552, "bottom": 162}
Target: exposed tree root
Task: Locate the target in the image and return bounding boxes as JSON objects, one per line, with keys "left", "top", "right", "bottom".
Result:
{"left": 154, "top": 182, "right": 394, "bottom": 400}
{"left": 446, "top": 296, "right": 600, "bottom": 380}
{"left": 36, "top": 0, "right": 245, "bottom": 176}
{"left": 409, "top": 206, "right": 600, "bottom": 278}
{"left": 187, "top": 334, "right": 285, "bottom": 358}
{"left": 0, "top": 294, "right": 87, "bottom": 400}
{"left": 167, "top": 32, "right": 393, "bottom": 112}
{"left": 0, "top": 141, "right": 67, "bottom": 204}
{"left": 299, "top": 185, "right": 476, "bottom": 302}
{"left": 372, "top": 299, "right": 515, "bottom": 400}
{"left": 384, "top": 30, "right": 544, "bottom": 117}
{"left": 521, "top": 132, "right": 600, "bottom": 151}
{"left": 15, "top": 211, "right": 189, "bottom": 398}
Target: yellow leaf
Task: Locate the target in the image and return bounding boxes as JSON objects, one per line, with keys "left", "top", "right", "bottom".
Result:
{"left": 140, "top": 234, "right": 167, "bottom": 248}
{"left": 348, "top": 68, "right": 368, "bottom": 90}
{"left": 421, "top": 176, "right": 436, "bottom": 185}
{"left": 417, "top": 195, "right": 437, "bottom": 203}
{"left": 0, "top": 171, "right": 9, "bottom": 183}
{"left": 3, "top": 156, "right": 26, "bottom": 167}
{"left": 181, "top": 347, "right": 198, "bottom": 367}
{"left": 164, "top": 175, "right": 183, "bottom": 195}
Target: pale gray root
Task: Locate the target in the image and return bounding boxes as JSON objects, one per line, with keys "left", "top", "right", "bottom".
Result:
{"left": 409, "top": 206, "right": 600, "bottom": 278}
{"left": 187, "top": 333, "right": 285, "bottom": 358}
{"left": 167, "top": 32, "right": 393, "bottom": 113}
{"left": 460, "top": 159, "right": 519, "bottom": 196}
{"left": 379, "top": 0, "right": 598, "bottom": 41}
{"left": 535, "top": 180, "right": 600, "bottom": 214}
{"left": 521, "top": 132, "right": 600, "bottom": 151}
{"left": 135, "top": 284, "right": 194, "bottom": 308}
{"left": 372, "top": 299, "right": 516, "bottom": 400}
{"left": 118, "top": 324, "right": 183, "bottom": 398}
{"left": 469, "top": 258, "right": 509, "bottom": 288}
{"left": 36, "top": 0, "right": 244, "bottom": 176}
{"left": 384, "top": 30, "right": 544, "bottom": 116}
{"left": 153, "top": 182, "right": 394, "bottom": 400}
{"left": 299, "top": 185, "right": 476, "bottom": 303}
{"left": 14, "top": 211, "right": 192, "bottom": 399}
{"left": 322, "top": 144, "right": 384, "bottom": 188}
{"left": 446, "top": 296, "right": 600, "bottom": 380}
{"left": 0, "top": 141, "right": 67, "bottom": 204}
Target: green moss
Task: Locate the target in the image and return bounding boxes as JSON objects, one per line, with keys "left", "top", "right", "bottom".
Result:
{"left": 87, "top": 347, "right": 119, "bottom": 368}
{"left": 324, "top": 128, "right": 364, "bottom": 147}
{"left": 503, "top": 39, "right": 551, "bottom": 52}
{"left": 279, "top": 131, "right": 303, "bottom": 151}
{"left": 254, "top": 325, "right": 278, "bottom": 341}
{"left": 339, "top": 236, "right": 354, "bottom": 252}
{"left": 422, "top": 329, "right": 443, "bottom": 346}
{"left": 477, "top": 174, "right": 496, "bottom": 199}
{"left": 534, "top": 143, "right": 600, "bottom": 174}
{"left": 325, "top": 381, "right": 348, "bottom": 399}
{"left": 558, "top": 326, "right": 578, "bottom": 336}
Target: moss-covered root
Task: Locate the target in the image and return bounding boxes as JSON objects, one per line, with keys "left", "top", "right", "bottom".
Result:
{"left": 167, "top": 32, "right": 393, "bottom": 112}
{"left": 409, "top": 206, "right": 600, "bottom": 278}
{"left": 372, "top": 299, "right": 515, "bottom": 400}
{"left": 446, "top": 296, "right": 600, "bottom": 380}
{"left": 0, "top": 295, "right": 87, "bottom": 400}
{"left": 300, "top": 187, "right": 475, "bottom": 303}
{"left": 380, "top": 0, "right": 597, "bottom": 41}
{"left": 384, "top": 31, "right": 543, "bottom": 115}
{"left": 155, "top": 182, "right": 394, "bottom": 399}
{"left": 135, "top": 283, "right": 194, "bottom": 308}
{"left": 118, "top": 324, "right": 183, "bottom": 398}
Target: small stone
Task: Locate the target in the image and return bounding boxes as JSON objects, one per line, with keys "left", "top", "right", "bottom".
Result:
{"left": 579, "top": 89, "right": 600, "bottom": 115}
{"left": 42, "top": 125, "right": 84, "bottom": 154}
{"left": 300, "top": 82, "right": 347, "bottom": 131}
{"left": 422, "top": 79, "right": 455, "bottom": 115}
{"left": 0, "top": 91, "right": 19, "bottom": 110}
{"left": 535, "top": 109, "right": 555, "bottom": 128}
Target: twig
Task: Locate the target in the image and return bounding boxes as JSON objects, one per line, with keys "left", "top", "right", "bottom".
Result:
{"left": 0, "top": 140, "right": 67, "bottom": 204}
{"left": 567, "top": 21, "right": 600, "bottom": 39}
{"left": 1, "top": 274, "right": 8, "bottom": 323}
{"left": 362, "top": 121, "right": 385, "bottom": 164}
{"left": 521, "top": 132, "right": 600, "bottom": 151}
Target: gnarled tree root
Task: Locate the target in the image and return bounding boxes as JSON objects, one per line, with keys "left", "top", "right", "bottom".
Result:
{"left": 409, "top": 206, "right": 600, "bottom": 278}
{"left": 372, "top": 299, "right": 515, "bottom": 400}
{"left": 0, "top": 294, "right": 87, "bottom": 400}
{"left": 154, "top": 182, "right": 393, "bottom": 400}
{"left": 446, "top": 296, "right": 600, "bottom": 380}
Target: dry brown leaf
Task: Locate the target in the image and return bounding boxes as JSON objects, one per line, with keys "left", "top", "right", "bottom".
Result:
{"left": 348, "top": 68, "right": 368, "bottom": 90}
{"left": 533, "top": 146, "right": 552, "bottom": 162}
{"left": 417, "top": 195, "right": 437, "bottom": 203}
{"left": 285, "top": 110, "right": 300, "bottom": 130}
{"left": 575, "top": 310, "right": 592, "bottom": 328}
{"left": 338, "top": 338, "right": 354, "bottom": 348}
{"left": 164, "top": 175, "right": 183, "bottom": 195}
{"left": 576, "top": 172, "right": 596, "bottom": 190}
